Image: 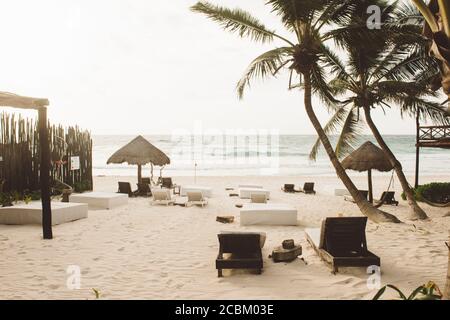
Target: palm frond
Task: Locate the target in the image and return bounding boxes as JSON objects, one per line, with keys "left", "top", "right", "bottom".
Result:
{"left": 309, "top": 103, "right": 353, "bottom": 160}
{"left": 236, "top": 47, "right": 293, "bottom": 99}
{"left": 266, "top": 0, "right": 328, "bottom": 29}
{"left": 310, "top": 62, "right": 341, "bottom": 110}
{"left": 334, "top": 108, "right": 364, "bottom": 159}
{"left": 190, "top": 1, "right": 293, "bottom": 45}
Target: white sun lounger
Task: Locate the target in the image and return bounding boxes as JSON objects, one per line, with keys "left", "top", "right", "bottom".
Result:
{"left": 239, "top": 188, "right": 270, "bottom": 200}
{"left": 180, "top": 185, "right": 212, "bottom": 198}
{"left": 69, "top": 192, "right": 128, "bottom": 209}
{"left": 238, "top": 184, "right": 263, "bottom": 189}
{"left": 186, "top": 191, "right": 208, "bottom": 207}
{"left": 0, "top": 201, "right": 88, "bottom": 225}
{"left": 251, "top": 193, "right": 268, "bottom": 203}
{"left": 240, "top": 203, "right": 297, "bottom": 226}
{"left": 151, "top": 189, "right": 175, "bottom": 206}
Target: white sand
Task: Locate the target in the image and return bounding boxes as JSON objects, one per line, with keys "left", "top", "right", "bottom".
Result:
{"left": 0, "top": 174, "right": 449, "bottom": 300}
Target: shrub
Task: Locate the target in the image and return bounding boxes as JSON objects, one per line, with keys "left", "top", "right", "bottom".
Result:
{"left": 0, "top": 192, "right": 13, "bottom": 207}
{"left": 373, "top": 281, "right": 442, "bottom": 300}
{"left": 401, "top": 182, "right": 450, "bottom": 204}
{"left": 74, "top": 180, "right": 92, "bottom": 193}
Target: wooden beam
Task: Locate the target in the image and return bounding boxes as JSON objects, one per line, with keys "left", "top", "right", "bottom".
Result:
{"left": 38, "top": 107, "right": 52, "bottom": 239}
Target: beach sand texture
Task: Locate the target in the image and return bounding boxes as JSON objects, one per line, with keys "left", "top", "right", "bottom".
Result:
{"left": 0, "top": 175, "right": 449, "bottom": 300}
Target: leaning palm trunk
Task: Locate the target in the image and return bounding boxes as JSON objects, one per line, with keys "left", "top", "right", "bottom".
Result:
{"left": 445, "top": 236, "right": 450, "bottom": 299}
{"left": 363, "top": 106, "right": 428, "bottom": 220}
{"left": 304, "top": 74, "right": 400, "bottom": 223}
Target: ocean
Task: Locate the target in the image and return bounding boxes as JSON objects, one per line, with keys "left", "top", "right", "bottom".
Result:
{"left": 93, "top": 135, "right": 450, "bottom": 177}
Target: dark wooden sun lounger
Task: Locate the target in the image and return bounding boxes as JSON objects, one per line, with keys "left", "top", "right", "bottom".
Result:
{"left": 376, "top": 191, "right": 399, "bottom": 206}
{"left": 160, "top": 177, "right": 174, "bottom": 189}
{"left": 136, "top": 182, "right": 152, "bottom": 197}
{"left": 305, "top": 217, "right": 380, "bottom": 273}
{"left": 216, "top": 233, "right": 264, "bottom": 277}
{"left": 282, "top": 184, "right": 296, "bottom": 193}
{"left": 301, "top": 182, "right": 316, "bottom": 194}
{"left": 117, "top": 182, "right": 138, "bottom": 197}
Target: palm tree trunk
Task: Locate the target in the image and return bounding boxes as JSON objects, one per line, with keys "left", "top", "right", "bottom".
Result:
{"left": 445, "top": 237, "right": 450, "bottom": 300}
{"left": 362, "top": 106, "right": 428, "bottom": 220}
{"left": 303, "top": 73, "right": 400, "bottom": 223}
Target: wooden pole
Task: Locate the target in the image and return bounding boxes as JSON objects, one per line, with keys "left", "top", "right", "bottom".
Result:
{"left": 415, "top": 110, "right": 420, "bottom": 188}
{"left": 368, "top": 169, "right": 373, "bottom": 204}
{"left": 137, "top": 164, "right": 142, "bottom": 184}
{"left": 38, "top": 107, "right": 52, "bottom": 240}
{"left": 150, "top": 164, "right": 154, "bottom": 185}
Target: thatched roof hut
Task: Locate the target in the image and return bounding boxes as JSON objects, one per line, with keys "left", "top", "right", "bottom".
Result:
{"left": 342, "top": 141, "right": 393, "bottom": 203}
{"left": 107, "top": 135, "right": 170, "bottom": 183}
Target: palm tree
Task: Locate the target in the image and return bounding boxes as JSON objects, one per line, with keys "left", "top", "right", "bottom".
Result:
{"left": 309, "top": 3, "right": 449, "bottom": 220}
{"left": 446, "top": 238, "right": 450, "bottom": 299}
{"left": 412, "top": 0, "right": 450, "bottom": 100}
{"left": 191, "top": 0, "right": 400, "bottom": 223}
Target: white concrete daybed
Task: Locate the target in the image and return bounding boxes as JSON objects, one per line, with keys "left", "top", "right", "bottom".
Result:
{"left": 238, "top": 184, "right": 263, "bottom": 189}
{"left": 239, "top": 187, "right": 270, "bottom": 200}
{"left": 0, "top": 201, "right": 88, "bottom": 225}
{"left": 69, "top": 192, "right": 128, "bottom": 209}
{"left": 240, "top": 203, "right": 297, "bottom": 226}
{"left": 180, "top": 185, "right": 212, "bottom": 198}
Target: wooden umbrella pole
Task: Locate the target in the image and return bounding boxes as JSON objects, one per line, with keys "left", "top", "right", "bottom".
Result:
{"left": 150, "top": 163, "right": 154, "bottom": 185}
{"left": 368, "top": 169, "right": 373, "bottom": 204}
{"left": 137, "top": 164, "right": 142, "bottom": 184}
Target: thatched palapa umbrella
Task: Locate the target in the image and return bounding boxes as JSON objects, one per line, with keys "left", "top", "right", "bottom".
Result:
{"left": 107, "top": 135, "right": 170, "bottom": 183}
{"left": 341, "top": 141, "right": 393, "bottom": 203}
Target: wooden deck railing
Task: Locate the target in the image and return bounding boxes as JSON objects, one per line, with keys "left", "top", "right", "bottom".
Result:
{"left": 419, "top": 126, "right": 450, "bottom": 142}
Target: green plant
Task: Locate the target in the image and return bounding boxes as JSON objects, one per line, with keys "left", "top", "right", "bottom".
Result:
{"left": 13, "top": 190, "right": 22, "bottom": 204}
{"left": 402, "top": 182, "right": 450, "bottom": 203}
{"left": 92, "top": 288, "right": 101, "bottom": 299}
{"left": 0, "top": 192, "right": 13, "bottom": 207}
{"left": 74, "top": 180, "right": 92, "bottom": 193}
{"left": 24, "top": 195, "right": 32, "bottom": 204}
{"left": 373, "top": 281, "right": 443, "bottom": 300}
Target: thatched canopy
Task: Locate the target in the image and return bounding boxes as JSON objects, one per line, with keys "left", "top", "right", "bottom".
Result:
{"left": 107, "top": 135, "right": 170, "bottom": 166}
{"left": 342, "top": 141, "right": 393, "bottom": 172}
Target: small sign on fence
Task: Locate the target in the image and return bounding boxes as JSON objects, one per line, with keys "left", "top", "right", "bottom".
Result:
{"left": 70, "top": 156, "right": 80, "bottom": 171}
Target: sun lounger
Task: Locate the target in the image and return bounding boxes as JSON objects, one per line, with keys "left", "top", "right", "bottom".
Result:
{"left": 160, "top": 177, "right": 174, "bottom": 189}
{"left": 282, "top": 184, "right": 297, "bottom": 193}
{"left": 305, "top": 217, "right": 380, "bottom": 273}
{"left": 335, "top": 188, "right": 350, "bottom": 196}
{"left": 239, "top": 188, "right": 270, "bottom": 200}
{"left": 180, "top": 185, "right": 212, "bottom": 198}
{"left": 240, "top": 203, "right": 297, "bottom": 226}
{"left": 70, "top": 192, "right": 128, "bottom": 209}
{"left": 136, "top": 182, "right": 152, "bottom": 197}
{"left": 238, "top": 184, "right": 263, "bottom": 189}
{"left": 300, "top": 182, "right": 316, "bottom": 194}
{"left": 0, "top": 201, "right": 88, "bottom": 225}
{"left": 186, "top": 191, "right": 208, "bottom": 207}
{"left": 141, "top": 177, "right": 151, "bottom": 185}
{"left": 117, "top": 182, "right": 138, "bottom": 197}
{"left": 216, "top": 232, "right": 266, "bottom": 277}
{"left": 344, "top": 190, "right": 369, "bottom": 202}
{"left": 251, "top": 193, "right": 267, "bottom": 203}
{"left": 375, "top": 191, "right": 399, "bottom": 206}
{"left": 151, "top": 189, "right": 175, "bottom": 206}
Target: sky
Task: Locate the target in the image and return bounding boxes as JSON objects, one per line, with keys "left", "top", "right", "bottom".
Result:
{"left": 0, "top": 0, "right": 444, "bottom": 135}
